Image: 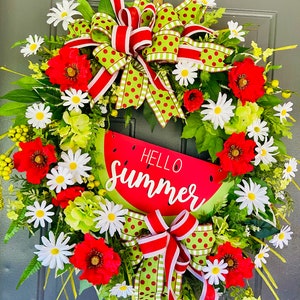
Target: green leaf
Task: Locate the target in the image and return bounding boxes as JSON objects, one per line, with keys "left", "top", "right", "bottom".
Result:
{"left": 16, "top": 256, "right": 42, "bottom": 289}
{"left": 79, "top": 280, "right": 93, "bottom": 295}
{"left": 0, "top": 89, "right": 40, "bottom": 103}
{"left": 246, "top": 219, "right": 279, "bottom": 239}
{"left": 257, "top": 94, "right": 282, "bottom": 107}
{"left": 0, "top": 102, "right": 28, "bottom": 116}
{"left": 33, "top": 87, "right": 62, "bottom": 105}
{"left": 77, "top": 0, "right": 95, "bottom": 21}
{"left": 98, "top": 0, "right": 116, "bottom": 19}
{"left": 143, "top": 102, "right": 158, "bottom": 131}
{"left": 12, "top": 76, "right": 44, "bottom": 89}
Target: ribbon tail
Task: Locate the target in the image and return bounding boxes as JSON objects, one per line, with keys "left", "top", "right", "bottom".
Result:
{"left": 187, "top": 266, "right": 219, "bottom": 300}
{"left": 88, "top": 67, "right": 118, "bottom": 101}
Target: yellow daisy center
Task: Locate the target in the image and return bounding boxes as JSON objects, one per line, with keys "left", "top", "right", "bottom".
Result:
{"left": 61, "top": 11, "right": 68, "bottom": 18}
{"left": 261, "top": 149, "right": 267, "bottom": 156}
{"left": 36, "top": 209, "right": 45, "bottom": 218}
{"left": 281, "top": 109, "right": 287, "bottom": 116}
{"left": 258, "top": 253, "right": 264, "bottom": 259}
{"left": 278, "top": 232, "right": 285, "bottom": 240}
{"left": 71, "top": 95, "right": 81, "bottom": 104}
{"left": 108, "top": 213, "right": 116, "bottom": 222}
{"left": 248, "top": 192, "right": 256, "bottom": 201}
{"left": 69, "top": 162, "right": 77, "bottom": 170}
{"left": 181, "top": 69, "right": 189, "bottom": 78}
{"left": 287, "top": 166, "right": 292, "bottom": 173}
{"left": 119, "top": 286, "right": 128, "bottom": 291}
{"left": 211, "top": 266, "right": 220, "bottom": 275}
{"left": 214, "top": 106, "right": 222, "bottom": 114}
{"left": 51, "top": 248, "right": 60, "bottom": 255}
{"left": 254, "top": 126, "right": 261, "bottom": 133}
{"left": 56, "top": 175, "right": 65, "bottom": 184}
{"left": 36, "top": 112, "right": 45, "bottom": 120}
{"left": 29, "top": 44, "right": 38, "bottom": 51}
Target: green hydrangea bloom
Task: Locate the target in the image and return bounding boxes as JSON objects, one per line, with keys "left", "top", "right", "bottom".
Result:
{"left": 64, "top": 191, "right": 103, "bottom": 233}
{"left": 58, "top": 111, "right": 91, "bottom": 151}
{"left": 224, "top": 101, "right": 264, "bottom": 135}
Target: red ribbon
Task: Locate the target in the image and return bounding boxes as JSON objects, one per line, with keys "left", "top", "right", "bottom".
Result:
{"left": 138, "top": 210, "right": 198, "bottom": 300}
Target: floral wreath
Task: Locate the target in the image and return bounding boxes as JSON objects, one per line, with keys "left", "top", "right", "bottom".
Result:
{"left": 0, "top": 0, "right": 298, "bottom": 299}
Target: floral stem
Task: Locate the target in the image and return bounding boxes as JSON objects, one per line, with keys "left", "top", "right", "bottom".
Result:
{"left": 274, "top": 45, "right": 298, "bottom": 52}
{"left": 292, "top": 179, "right": 300, "bottom": 191}
{"left": 255, "top": 267, "right": 280, "bottom": 300}
{"left": 55, "top": 268, "right": 75, "bottom": 300}
{"left": 0, "top": 66, "right": 26, "bottom": 77}
{"left": 262, "top": 264, "right": 278, "bottom": 289}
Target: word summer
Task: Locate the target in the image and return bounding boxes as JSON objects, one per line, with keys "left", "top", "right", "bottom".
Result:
{"left": 105, "top": 160, "right": 206, "bottom": 211}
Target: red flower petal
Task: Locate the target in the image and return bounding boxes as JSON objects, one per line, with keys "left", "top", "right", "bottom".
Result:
{"left": 217, "top": 132, "right": 256, "bottom": 176}
{"left": 46, "top": 46, "right": 93, "bottom": 91}
{"left": 183, "top": 89, "right": 204, "bottom": 112}
{"left": 69, "top": 233, "right": 121, "bottom": 286}
{"left": 228, "top": 58, "right": 265, "bottom": 105}
{"left": 52, "top": 186, "right": 85, "bottom": 208}
{"left": 13, "top": 137, "right": 57, "bottom": 184}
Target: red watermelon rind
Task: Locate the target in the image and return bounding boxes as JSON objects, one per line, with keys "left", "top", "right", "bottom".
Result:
{"left": 93, "top": 128, "right": 233, "bottom": 220}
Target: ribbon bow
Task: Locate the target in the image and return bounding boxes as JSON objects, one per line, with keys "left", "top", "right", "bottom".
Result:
{"left": 66, "top": 0, "right": 186, "bottom": 127}
{"left": 120, "top": 209, "right": 216, "bottom": 299}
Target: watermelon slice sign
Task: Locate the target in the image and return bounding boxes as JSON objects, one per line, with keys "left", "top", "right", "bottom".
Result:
{"left": 94, "top": 129, "right": 232, "bottom": 218}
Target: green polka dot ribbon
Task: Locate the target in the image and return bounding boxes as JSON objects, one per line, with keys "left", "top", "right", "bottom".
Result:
{"left": 65, "top": 0, "right": 234, "bottom": 127}
{"left": 120, "top": 210, "right": 215, "bottom": 300}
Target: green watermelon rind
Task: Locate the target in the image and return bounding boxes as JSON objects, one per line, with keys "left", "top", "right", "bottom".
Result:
{"left": 94, "top": 128, "right": 141, "bottom": 213}
{"left": 94, "top": 128, "right": 233, "bottom": 219}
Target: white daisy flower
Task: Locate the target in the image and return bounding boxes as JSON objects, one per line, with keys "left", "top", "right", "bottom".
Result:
{"left": 282, "top": 157, "right": 298, "bottom": 180}
{"left": 273, "top": 102, "right": 293, "bottom": 123}
{"left": 234, "top": 178, "right": 270, "bottom": 215}
{"left": 197, "top": 0, "right": 216, "bottom": 7}
{"left": 94, "top": 199, "right": 128, "bottom": 237}
{"left": 58, "top": 149, "right": 92, "bottom": 184}
{"left": 20, "top": 34, "right": 44, "bottom": 57}
{"left": 247, "top": 119, "right": 269, "bottom": 143}
{"left": 172, "top": 61, "right": 198, "bottom": 86}
{"left": 254, "top": 136, "right": 278, "bottom": 166}
{"left": 228, "top": 20, "right": 246, "bottom": 42}
{"left": 254, "top": 245, "right": 270, "bottom": 268}
{"left": 46, "top": 166, "right": 74, "bottom": 193}
{"left": 25, "top": 200, "right": 54, "bottom": 228}
{"left": 269, "top": 225, "right": 293, "bottom": 249}
{"left": 202, "top": 259, "right": 228, "bottom": 285}
{"left": 47, "top": 0, "right": 81, "bottom": 31}
{"left": 25, "top": 103, "right": 52, "bottom": 129}
{"left": 61, "top": 89, "right": 90, "bottom": 112}
{"left": 201, "top": 92, "right": 235, "bottom": 129}
{"left": 110, "top": 281, "right": 135, "bottom": 298}
{"left": 35, "top": 231, "right": 74, "bottom": 270}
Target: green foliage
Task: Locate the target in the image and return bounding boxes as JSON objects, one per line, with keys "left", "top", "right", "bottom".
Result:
{"left": 182, "top": 113, "right": 224, "bottom": 161}
{"left": 202, "top": 7, "right": 226, "bottom": 28}
{"left": 0, "top": 89, "right": 40, "bottom": 103}
{"left": 98, "top": 0, "right": 116, "bottom": 19}
{"left": 16, "top": 255, "right": 42, "bottom": 289}
{"left": 0, "top": 102, "right": 28, "bottom": 117}
{"left": 77, "top": 0, "right": 95, "bottom": 21}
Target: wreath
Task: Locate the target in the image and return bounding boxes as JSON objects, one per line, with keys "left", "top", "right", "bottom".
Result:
{"left": 0, "top": 0, "right": 298, "bottom": 299}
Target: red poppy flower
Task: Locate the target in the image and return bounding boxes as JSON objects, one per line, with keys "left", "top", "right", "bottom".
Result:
{"left": 228, "top": 58, "right": 265, "bottom": 105}
{"left": 210, "top": 242, "right": 254, "bottom": 288}
{"left": 52, "top": 186, "right": 85, "bottom": 208}
{"left": 183, "top": 89, "right": 204, "bottom": 112}
{"left": 69, "top": 233, "right": 121, "bottom": 285}
{"left": 46, "top": 46, "right": 93, "bottom": 91}
{"left": 217, "top": 132, "right": 256, "bottom": 176}
{"left": 13, "top": 137, "right": 57, "bottom": 184}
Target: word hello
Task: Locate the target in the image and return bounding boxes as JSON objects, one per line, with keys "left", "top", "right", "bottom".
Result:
{"left": 105, "top": 160, "right": 206, "bottom": 211}
{"left": 140, "top": 147, "right": 183, "bottom": 173}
